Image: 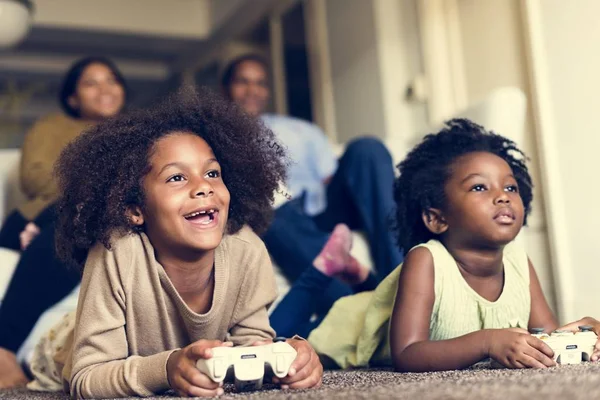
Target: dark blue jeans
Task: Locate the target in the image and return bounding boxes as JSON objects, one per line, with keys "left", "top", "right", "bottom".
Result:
{"left": 0, "top": 205, "right": 81, "bottom": 353}
{"left": 270, "top": 267, "right": 380, "bottom": 338}
{"left": 264, "top": 137, "right": 403, "bottom": 337}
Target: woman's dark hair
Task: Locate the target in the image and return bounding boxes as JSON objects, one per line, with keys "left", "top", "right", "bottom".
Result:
{"left": 393, "top": 118, "right": 533, "bottom": 253}
{"left": 55, "top": 87, "right": 287, "bottom": 268}
{"left": 220, "top": 54, "right": 269, "bottom": 94}
{"left": 59, "top": 56, "right": 128, "bottom": 118}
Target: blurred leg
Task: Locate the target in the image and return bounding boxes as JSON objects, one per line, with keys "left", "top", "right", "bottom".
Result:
{"left": 0, "top": 226, "right": 80, "bottom": 353}
{"left": 0, "top": 211, "right": 28, "bottom": 251}
{"left": 269, "top": 266, "right": 352, "bottom": 338}
{"left": 262, "top": 198, "right": 329, "bottom": 282}
{"left": 315, "top": 137, "right": 403, "bottom": 280}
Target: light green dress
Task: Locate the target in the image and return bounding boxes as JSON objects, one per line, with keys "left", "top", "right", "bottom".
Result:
{"left": 307, "top": 239, "right": 531, "bottom": 369}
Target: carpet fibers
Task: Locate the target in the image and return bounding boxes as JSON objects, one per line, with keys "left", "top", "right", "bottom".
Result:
{"left": 1, "top": 363, "right": 599, "bottom": 399}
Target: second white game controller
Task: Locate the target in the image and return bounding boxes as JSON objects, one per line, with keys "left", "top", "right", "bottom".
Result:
{"left": 531, "top": 325, "right": 597, "bottom": 365}
{"left": 196, "top": 338, "right": 298, "bottom": 391}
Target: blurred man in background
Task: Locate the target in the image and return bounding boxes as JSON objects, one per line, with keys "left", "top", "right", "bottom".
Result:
{"left": 221, "top": 54, "right": 403, "bottom": 288}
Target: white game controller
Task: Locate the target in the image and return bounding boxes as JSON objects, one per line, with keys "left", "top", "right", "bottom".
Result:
{"left": 196, "top": 338, "right": 298, "bottom": 391}
{"left": 531, "top": 325, "right": 597, "bottom": 365}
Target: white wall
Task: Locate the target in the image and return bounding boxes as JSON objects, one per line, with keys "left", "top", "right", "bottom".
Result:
{"left": 535, "top": 0, "right": 600, "bottom": 320}
{"left": 457, "top": 0, "right": 556, "bottom": 311}
{"left": 325, "top": 0, "right": 386, "bottom": 143}
{"left": 323, "top": 0, "right": 427, "bottom": 162}
{"left": 33, "top": 0, "right": 211, "bottom": 38}
{"left": 373, "top": 0, "right": 429, "bottom": 162}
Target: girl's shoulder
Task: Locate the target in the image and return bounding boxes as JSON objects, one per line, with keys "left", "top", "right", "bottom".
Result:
{"left": 408, "top": 238, "right": 527, "bottom": 266}
{"left": 395, "top": 241, "right": 439, "bottom": 285}
{"left": 27, "top": 113, "right": 88, "bottom": 137}
{"left": 220, "top": 225, "right": 266, "bottom": 252}
{"left": 501, "top": 239, "right": 530, "bottom": 282}
{"left": 219, "top": 225, "right": 268, "bottom": 265}
{"left": 86, "top": 231, "right": 145, "bottom": 272}
{"left": 405, "top": 239, "right": 446, "bottom": 269}
{"left": 78, "top": 232, "right": 148, "bottom": 298}
{"left": 218, "top": 226, "right": 277, "bottom": 301}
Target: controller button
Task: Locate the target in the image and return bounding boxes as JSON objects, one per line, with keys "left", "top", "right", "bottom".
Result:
{"left": 213, "top": 359, "right": 225, "bottom": 379}
{"left": 579, "top": 325, "right": 594, "bottom": 332}
{"left": 274, "top": 336, "right": 287, "bottom": 343}
{"left": 275, "top": 355, "right": 286, "bottom": 374}
{"left": 531, "top": 328, "right": 545, "bottom": 334}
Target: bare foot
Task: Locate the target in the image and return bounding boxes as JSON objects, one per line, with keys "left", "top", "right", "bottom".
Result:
{"left": 0, "top": 348, "right": 29, "bottom": 388}
{"left": 313, "top": 224, "right": 369, "bottom": 285}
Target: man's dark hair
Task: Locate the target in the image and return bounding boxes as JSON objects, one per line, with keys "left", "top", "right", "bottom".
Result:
{"left": 220, "top": 54, "right": 270, "bottom": 95}
{"left": 54, "top": 87, "right": 287, "bottom": 268}
{"left": 393, "top": 118, "right": 533, "bottom": 253}
{"left": 59, "top": 56, "right": 128, "bottom": 118}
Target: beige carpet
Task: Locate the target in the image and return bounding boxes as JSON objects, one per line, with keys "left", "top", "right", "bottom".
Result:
{"left": 2, "top": 363, "right": 600, "bottom": 399}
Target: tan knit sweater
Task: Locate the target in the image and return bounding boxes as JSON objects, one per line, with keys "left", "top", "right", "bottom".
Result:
{"left": 60, "top": 226, "right": 277, "bottom": 399}
{"left": 19, "top": 113, "right": 90, "bottom": 219}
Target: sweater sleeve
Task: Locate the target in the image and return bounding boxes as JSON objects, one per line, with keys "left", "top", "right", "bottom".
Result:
{"left": 68, "top": 238, "right": 174, "bottom": 399}
{"left": 227, "top": 239, "right": 278, "bottom": 345}
{"left": 19, "top": 116, "right": 61, "bottom": 200}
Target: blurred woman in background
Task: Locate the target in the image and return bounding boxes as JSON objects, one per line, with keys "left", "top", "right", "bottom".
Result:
{"left": 0, "top": 56, "right": 127, "bottom": 388}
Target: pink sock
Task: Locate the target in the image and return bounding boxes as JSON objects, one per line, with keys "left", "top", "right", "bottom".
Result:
{"left": 313, "top": 224, "right": 352, "bottom": 277}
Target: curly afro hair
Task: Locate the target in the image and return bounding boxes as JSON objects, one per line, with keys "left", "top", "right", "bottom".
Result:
{"left": 55, "top": 87, "right": 288, "bottom": 268}
{"left": 393, "top": 118, "right": 533, "bottom": 254}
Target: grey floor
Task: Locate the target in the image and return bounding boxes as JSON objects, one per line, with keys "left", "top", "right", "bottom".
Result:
{"left": 2, "top": 363, "right": 600, "bottom": 399}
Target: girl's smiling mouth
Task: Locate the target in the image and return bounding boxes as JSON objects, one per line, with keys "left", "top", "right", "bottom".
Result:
{"left": 184, "top": 207, "right": 220, "bottom": 228}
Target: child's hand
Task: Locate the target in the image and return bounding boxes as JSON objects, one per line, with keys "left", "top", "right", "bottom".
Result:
{"left": 253, "top": 339, "right": 323, "bottom": 389}
{"left": 278, "top": 339, "right": 323, "bottom": 389}
{"left": 587, "top": 321, "right": 600, "bottom": 361}
{"left": 487, "top": 328, "right": 556, "bottom": 369}
{"left": 19, "top": 222, "right": 40, "bottom": 250}
{"left": 166, "top": 339, "right": 233, "bottom": 397}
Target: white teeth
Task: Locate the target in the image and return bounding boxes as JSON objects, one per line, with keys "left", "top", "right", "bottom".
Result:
{"left": 185, "top": 209, "right": 216, "bottom": 218}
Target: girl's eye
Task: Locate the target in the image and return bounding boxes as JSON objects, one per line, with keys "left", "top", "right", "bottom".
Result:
{"left": 505, "top": 185, "right": 519, "bottom": 193}
{"left": 166, "top": 174, "right": 186, "bottom": 183}
{"left": 207, "top": 170, "right": 221, "bottom": 179}
{"left": 470, "top": 184, "right": 486, "bottom": 192}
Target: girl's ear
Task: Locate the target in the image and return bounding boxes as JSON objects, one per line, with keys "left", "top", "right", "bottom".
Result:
{"left": 421, "top": 208, "right": 448, "bottom": 235}
{"left": 126, "top": 206, "right": 145, "bottom": 226}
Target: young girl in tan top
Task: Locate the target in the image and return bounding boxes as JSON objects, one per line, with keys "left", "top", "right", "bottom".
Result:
{"left": 32, "top": 89, "right": 322, "bottom": 398}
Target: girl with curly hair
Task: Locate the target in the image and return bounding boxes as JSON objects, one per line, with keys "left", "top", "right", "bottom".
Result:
{"left": 308, "top": 119, "right": 600, "bottom": 371}
{"left": 25, "top": 88, "right": 322, "bottom": 398}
